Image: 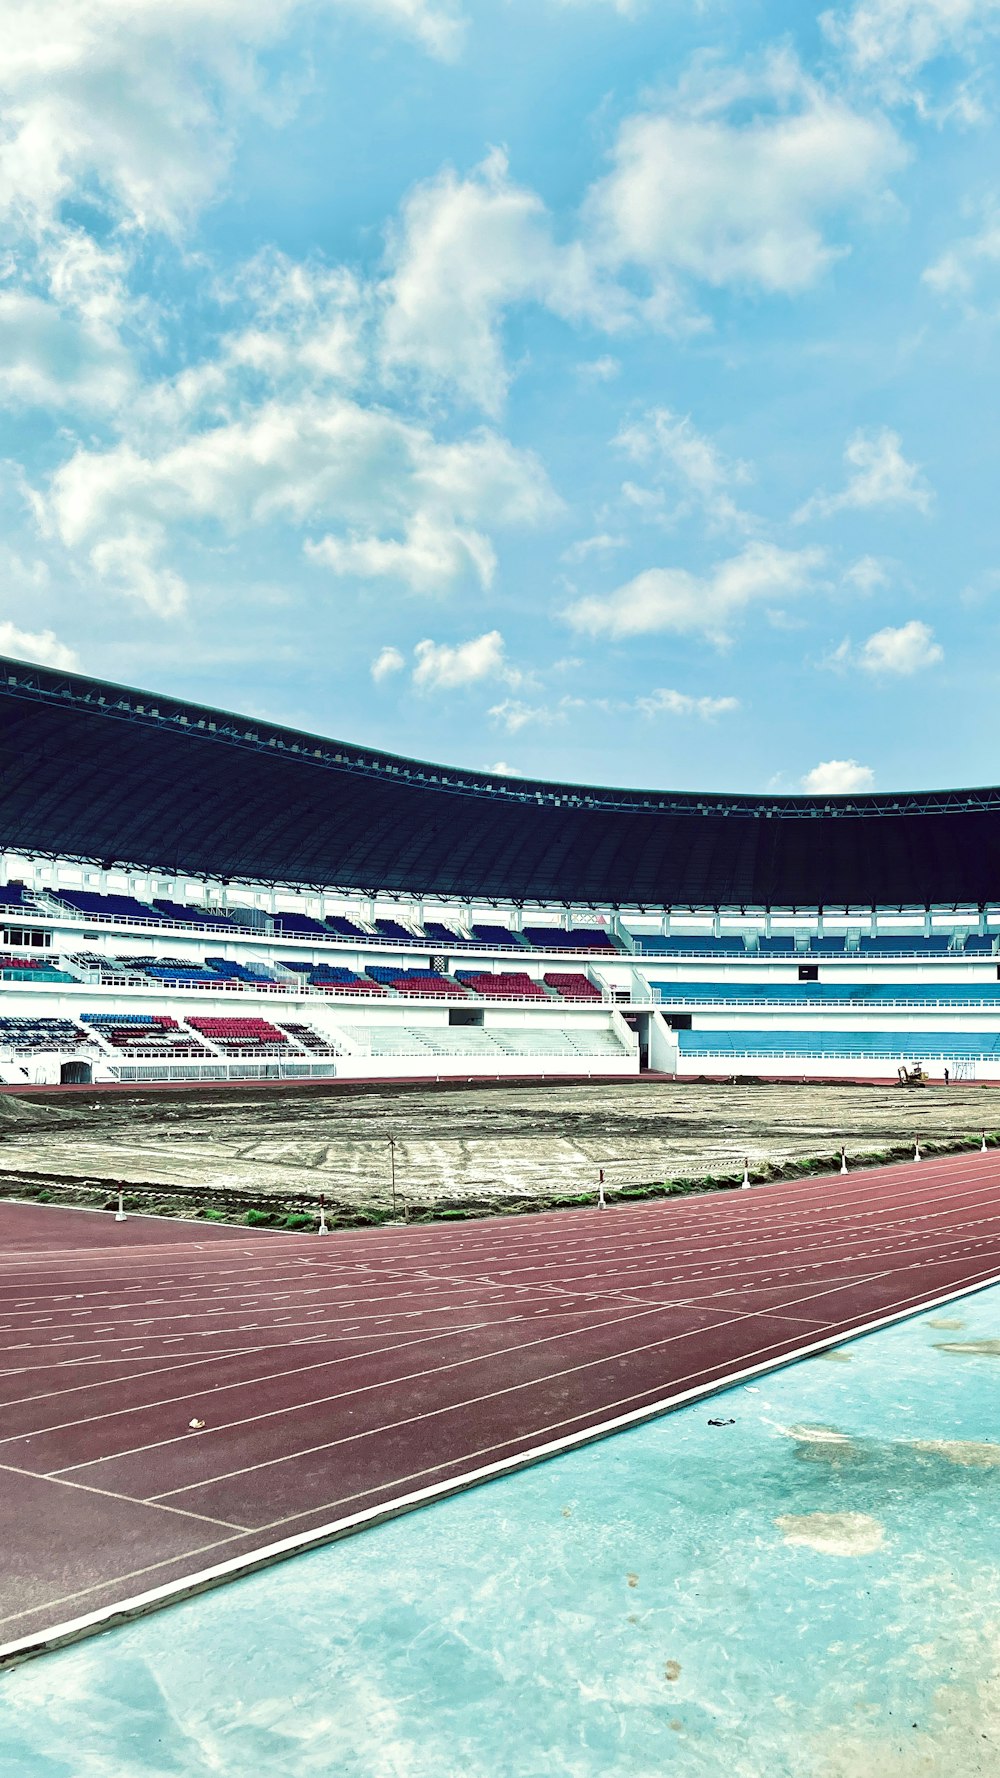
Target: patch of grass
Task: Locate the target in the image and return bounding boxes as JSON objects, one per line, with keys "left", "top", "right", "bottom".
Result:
{"left": 283, "top": 1211, "right": 315, "bottom": 1231}
{"left": 244, "top": 1207, "right": 274, "bottom": 1227}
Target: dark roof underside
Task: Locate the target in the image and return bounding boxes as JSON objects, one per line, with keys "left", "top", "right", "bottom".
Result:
{"left": 0, "top": 658, "right": 998, "bottom": 907}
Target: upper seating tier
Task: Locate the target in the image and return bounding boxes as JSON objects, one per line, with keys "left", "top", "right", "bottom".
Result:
{"left": 54, "top": 890, "right": 159, "bottom": 921}
{"left": 152, "top": 900, "right": 235, "bottom": 926}
{"left": 424, "top": 920, "right": 464, "bottom": 945}
{"left": 374, "top": 918, "right": 417, "bottom": 943}
{"left": 521, "top": 926, "right": 614, "bottom": 950}
{"left": 636, "top": 936, "right": 749, "bottom": 956}
{"left": 273, "top": 912, "right": 328, "bottom": 937}
{"left": 471, "top": 923, "right": 523, "bottom": 948}
{"left": 325, "top": 914, "right": 370, "bottom": 940}
{"left": 0, "top": 882, "right": 36, "bottom": 909}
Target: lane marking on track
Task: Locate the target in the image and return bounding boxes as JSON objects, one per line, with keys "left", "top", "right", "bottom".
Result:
{"left": 0, "top": 1460, "right": 244, "bottom": 1530}
{"left": 51, "top": 1245, "right": 983, "bottom": 1492}
{"left": 4, "top": 1260, "right": 1000, "bottom": 1662}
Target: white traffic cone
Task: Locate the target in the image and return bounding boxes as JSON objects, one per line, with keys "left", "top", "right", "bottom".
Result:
{"left": 597, "top": 1168, "right": 606, "bottom": 1209}
{"left": 914, "top": 1139, "right": 922, "bottom": 1162}
{"left": 742, "top": 1157, "right": 751, "bottom": 1190}
{"left": 114, "top": 1189, "right": 126, "bottom": 1223}
{"left": 982, "top": 1132, "right": 989, "bottom": 1154}
{"left": 318, "top": 1199, "right": 329, "bottom": 1235}
{"left": 840, "top": 1145, "right": 848, "bottom": 1175}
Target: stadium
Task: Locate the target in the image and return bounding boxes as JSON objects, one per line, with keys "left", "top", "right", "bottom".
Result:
{"left": 3, "top": 653, "right": 1000, "bottom": 1775}
{"left": 2, "top": 653, "right": 1000, "bottom": 1093}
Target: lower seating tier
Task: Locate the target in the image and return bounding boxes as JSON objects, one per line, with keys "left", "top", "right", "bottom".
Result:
{"left": 455, "top": 971, "right": 547, "bottom": 999}
{"left": 82, "top": 1014, "right": 212, "bottom": 1057}
{"left": 339, "top": 1024, "right": 628, "bottom": 1060}
{"left": 0, "top": 1017, "right": 97, "bottom": 1055}
{"left": 186, "top": 1016, "right": 291, "bottom": 1054}
{"left": 544, "top": 972, "right": 601, "bottom": 1000}
{"left": 678, "top": 1029, "right": 1000, "bottom": 1060}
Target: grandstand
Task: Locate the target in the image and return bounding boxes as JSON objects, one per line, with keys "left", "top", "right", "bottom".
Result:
{"left": 0, "top": 654, "right": 999, "bottom": 1083}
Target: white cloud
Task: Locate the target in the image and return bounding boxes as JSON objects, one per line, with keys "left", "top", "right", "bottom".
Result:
{"left": 616, "top": 406, "right": 754, "bottom": 531}
{"left": 961, "top": 566, "right": 1000, "bottom": 603}
{"left": 380, "top": 148, "right": 628, "bottom": 411}
{"left": 0, "top": 1, "right": 463, "bottom": 244}
{"left": 490, "top": 685, "right": 738, "bottom": 731}
{"left": 586, "top": 53, "right": 904, "bottom": 315}
{"left": 634, "top": 688, "right": 739, "bottom": 718}
{"left": 0, "top": 4, "right": 458, "bottom": 422}
{"left": 35, "top": 392, "right": 557, "bottom": 613}
{"left": 487, "top": 759, "right": 520, "bottom": 775}
{"left": 924, "top": 204, "right": 1000, "bottom": 306}
{"left": 801, "top": 757, "right": 875, "bottom": 792}
{"left": 489, "top": 697, "right": 567, "bottom": 733}
{"left": 412, "top": 630, "right": 518, "bottom": 691}
{"left": 0, "top": 619, "right": 77, "bottom": 670}
{"left": 561, "top": 533, "right": 627, "bottom": 563}
{"left": 309, "top": 513, "right": 496, "bottom": 593}
{"left": 0, "top": 288, "right": 133, "bottom": 412}
{"left": 859, "top": 618, "right": 943, "bottom": 672}
{"left": 219, "top": 252, "right": 370, "bottom": 390}
{"left": 844, "top": 553, "right": 891, "bottom": 592}
{"left": 822, "top": 1, "right": 1000, "bottom": 102}
{"left": 375, "top": 52, "right": 903, "bottom": 418}
{"left": 371, "top": 645, "right": 405, "bottom": 682}
{"left": 87, "top": 527, "right": 187, "bottom": 618}
{"left": 553, "top": 0, "right": 643, "bottom": 13}
{"left": 795, "top": 427, "right": 933, "bottom": 521}
{"left": 564, "top": 541, "right": 824, "bottom": 644}
{"left": 576, "top": 355, "right": 621, "bottom": 381}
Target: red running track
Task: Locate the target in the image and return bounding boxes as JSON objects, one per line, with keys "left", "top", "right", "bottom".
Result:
{"left": 2, "top": 1153, "right": 1000, "bottom": 1661}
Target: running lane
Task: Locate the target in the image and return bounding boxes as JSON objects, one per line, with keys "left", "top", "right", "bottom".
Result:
{"left": 2, "top": 1151, "right": 999, "bottom": 1659}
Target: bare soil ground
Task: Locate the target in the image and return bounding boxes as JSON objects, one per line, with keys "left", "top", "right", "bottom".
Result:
{"left": 0, "top": 1076, "right": 997, "bottom": 1226}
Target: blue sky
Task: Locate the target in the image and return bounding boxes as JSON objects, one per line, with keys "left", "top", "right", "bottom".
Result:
{"left": 3, "top": 0, "right": 1000, "bottom": 796}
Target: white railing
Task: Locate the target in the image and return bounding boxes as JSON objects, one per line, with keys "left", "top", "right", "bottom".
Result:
{"left": 7, "top": 904, "right": 621, "bottom": 957}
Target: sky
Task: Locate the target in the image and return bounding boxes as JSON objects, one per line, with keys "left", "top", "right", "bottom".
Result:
{"left": 2, "top": 1, "right": 1000, "bottom": 798}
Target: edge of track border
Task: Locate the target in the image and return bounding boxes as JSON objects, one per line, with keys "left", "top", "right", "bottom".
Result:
{"left": 3, "top": 1264, "right": 1000, "bottom": 1673}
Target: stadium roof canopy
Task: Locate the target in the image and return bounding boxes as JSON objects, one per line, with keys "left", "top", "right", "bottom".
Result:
{"left": 1, "top": 656, "right": 999, "bottom": 910}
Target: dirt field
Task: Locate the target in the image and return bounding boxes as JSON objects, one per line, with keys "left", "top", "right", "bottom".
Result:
{"left": 0, "top": 1076, "right": 998, "bottom": 1225}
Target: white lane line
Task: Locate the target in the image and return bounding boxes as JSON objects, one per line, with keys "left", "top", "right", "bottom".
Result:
{"left": 0, "top": 1461, "right": 244, "bottom": 1531}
